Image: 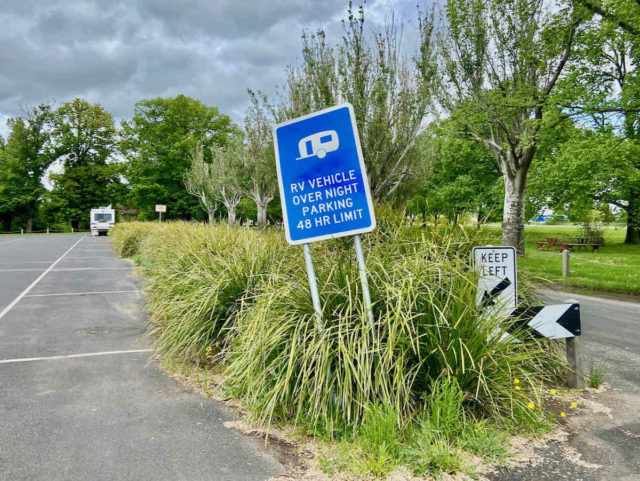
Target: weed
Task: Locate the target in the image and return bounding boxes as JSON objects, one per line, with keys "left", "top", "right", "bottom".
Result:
{"left": 587, "top": 360, "right": 607, "bottom": 388}
{"left": 459, "top": 420, "right": 510, "bottom": 459}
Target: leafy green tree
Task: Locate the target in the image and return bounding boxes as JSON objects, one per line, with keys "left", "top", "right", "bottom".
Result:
{"left": 576, "top": 0, "right": 640, "bottom": 36}
{"left": 413, "top": 127, "right": 502, "bottom": 225}
{"left": 559, "top": 9, "right": 640, "bottom": 243}
{"left": 529, "top": 123, "right": 640, "bottom": 232}
{"left": 48, "top": 98, "right": 119, "bottom": 229}
{"left": 283, "top": 2, "right": 437, "bottom": 201}
{"left": 406, "top": 195, "right": 428, "bottom": 226}
{"left": 438, "top": 0, "right": 579, "bottom": 252}
{"left": 0, "top": 105, "right": 53, "bottom": 231}
{"left": 121, "top": 95, "right": 232, "bottom": 220}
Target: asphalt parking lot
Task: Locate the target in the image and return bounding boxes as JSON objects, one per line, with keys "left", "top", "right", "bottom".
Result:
{"left": 0, "top": 234, "right": 282, "bottom": 481}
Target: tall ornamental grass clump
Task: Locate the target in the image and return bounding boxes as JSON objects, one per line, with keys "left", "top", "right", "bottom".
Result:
{"left": 110, "top": 222, "right": 157, "bottom": 257}
{"left": 135, "top": 222, "right": 291, "bottom": 361}
{"left": 224, "top": 214, "right": 558, "bottom": 433}
{"left": 112, "top": 214, "right": 561, "bottom": 438}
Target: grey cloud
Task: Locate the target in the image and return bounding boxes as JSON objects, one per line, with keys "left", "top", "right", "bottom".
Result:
{"left": 0, "top": 0, "right": 422, "bottom": 137}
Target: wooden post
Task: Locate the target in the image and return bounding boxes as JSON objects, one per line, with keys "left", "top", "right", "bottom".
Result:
{"left": 566, "top": 337, "right": 584, "bottom": 389}
{"left": 71, "top": 227, "right": 74, "bottom": 233}
{"left": 562, "top": 249, "right": 570, "bottom": 277}
{"left": 46, "top": 228, "right": 49, "bottom": 235}
{"left": 20, "top": 229, "right": 24, "bottom": 235}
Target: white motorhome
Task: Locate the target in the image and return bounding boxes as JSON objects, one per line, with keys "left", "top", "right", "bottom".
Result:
{"left": 90, "top": 206, "right": 115, "bottom": 236}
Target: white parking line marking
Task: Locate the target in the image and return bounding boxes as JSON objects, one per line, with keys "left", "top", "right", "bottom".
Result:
{"left": 0, "top": 236, "right": 85, "bottom": 321}
{"left": 0, "top": 239, "right": 21, "bottom": 247}
{"left": 51, "top": 267, "right": 129, "bottom": 272}
{"left": 0, "top": 268, "right": 45, "bottom": 272}
{"left": 0, "top": 349, "right": 153, "bottom": 364}
{"left": 65, "top": 256, "right": 116, "bottom": 259}
{"left": 0, "top": 261, "right": 53, "bottom": 265}
{"left": 25, "top": 290, "right": 140, "bottom": 298}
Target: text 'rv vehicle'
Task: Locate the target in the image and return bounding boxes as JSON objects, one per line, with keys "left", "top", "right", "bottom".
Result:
{"left": 297, "top": 130, "right": 339, "bottom": 160}
{"left": 90, "top": 206, "right": 115, "bottom": 236}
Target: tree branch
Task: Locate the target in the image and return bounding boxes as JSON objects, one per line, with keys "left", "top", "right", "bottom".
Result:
{"left": 544, "top": 23, "right": 576, "bottom": 96}
{"left": 577, "top": 0, "right": 640, "bottom": 36}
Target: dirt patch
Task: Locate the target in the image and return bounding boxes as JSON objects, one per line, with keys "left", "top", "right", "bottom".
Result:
{"left": 158, "top": 359, "right": 608, "bottom": 481}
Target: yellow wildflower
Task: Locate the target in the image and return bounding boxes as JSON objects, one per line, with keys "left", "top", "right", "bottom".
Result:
{"left": 560, "top": 412, "right": 566, "bottom": 417}
{"left": 527, "top": 402, "right": 535, "bottom": 409}
{"left": 514, "top": 378, "right": 520, "bottom": 384}
{"left": 550, "top": 389, "right": 557, "bottom": 395}
{"left": 571, "top": 402, "right": 577, "bottom": 408}
{"left": 515, "top": 386, "right": 521, "bottom": 391}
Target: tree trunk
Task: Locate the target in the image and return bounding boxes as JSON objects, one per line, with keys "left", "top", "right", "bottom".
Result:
{"left": 625, "top": 186, "right": 640, "bottom": 244}
{"left": 501, "top": 169, "right": 528, "bottom": 254}
{"left": 1, "top": 212, "right": 12, "bottom": 232}
{"left": 227, "top": 204, "right": 237, "bottom": 225}
{"left": 208, "top": 207, "right": 216, "bottom": 225}
{"left": 256, "top": 200, "right": 268, "bottom": 227}
{"left": 434, "top": 213, "right": 438, "bottom": 227}
{"left": 26, "top": 217, "right": 33, "bottom": 233}
{"left": 422, "top": 211, "right": 427, "bottom": 227}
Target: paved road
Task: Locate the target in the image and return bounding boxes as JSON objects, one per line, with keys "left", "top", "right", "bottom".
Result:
{"left": 491, "top": 289, "right": 640, "bottom": 481}
{"left": 0, "top": 234, "right": 283, "bottom": 481}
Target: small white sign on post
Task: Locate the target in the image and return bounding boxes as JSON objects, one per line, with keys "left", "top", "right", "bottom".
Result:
{"left": 472, "top": 246, "right": 517, "bottom": 318}
{"left": 155, "top": 204, "right": 166, "bottom": 224}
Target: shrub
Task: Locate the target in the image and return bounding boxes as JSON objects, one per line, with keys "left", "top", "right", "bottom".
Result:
{"left": 110, "top": 222, "right": 157, "bottom": 257}
{"left": 135, "top": 222, "right": 291, "bottom": 361}
{"left": 115, "top": 214, "right": 561, "bottom": 445}
{"left": 224, "top": 215, "right": 559, "bottom": 433}
{"left": 578, "top": 222, "right": 605, "bottom": 245}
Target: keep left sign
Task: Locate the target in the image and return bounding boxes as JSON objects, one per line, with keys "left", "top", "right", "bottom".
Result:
{"left": 472, "top": 246, "right": 517, "bottom": 318}
{"left": 274, "top": 103, "right": 376, "bottom": 245}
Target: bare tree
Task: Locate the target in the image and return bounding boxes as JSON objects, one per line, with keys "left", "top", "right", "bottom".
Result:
{"left": 184, "top": 144, "right": 218, "bottom": 224}
{"left": 185, "top": 139, "right": 245, "bottom": 225}
{"left": 283, "top": 3, "right": 437, "bottom": 201}
{"left": 243, "top": 92, "right": 277, "bottom": 227}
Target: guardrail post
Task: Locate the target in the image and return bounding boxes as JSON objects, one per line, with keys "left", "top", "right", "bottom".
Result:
{"left": 566, "top": 336, "right": 584, "bottom": 389}
{"left": 562, "top": 249, "right": 570, "bottom": 277}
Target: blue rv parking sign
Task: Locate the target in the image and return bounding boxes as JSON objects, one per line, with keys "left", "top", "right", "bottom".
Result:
{"left": 274, "top": 103, "right": 376, "bottom": 245}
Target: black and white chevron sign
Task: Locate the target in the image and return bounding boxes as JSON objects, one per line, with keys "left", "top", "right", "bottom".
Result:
{"left": 508, "top": 303, "right": 581, "bottom": 339}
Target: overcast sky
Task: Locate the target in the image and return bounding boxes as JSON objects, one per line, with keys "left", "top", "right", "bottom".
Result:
{"left": 0, "top": 0, "right": 425, "bottom": 137}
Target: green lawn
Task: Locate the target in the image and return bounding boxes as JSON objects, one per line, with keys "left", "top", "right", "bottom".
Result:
{"left": 488, "top": 225, "right": 640, "bottom": 296}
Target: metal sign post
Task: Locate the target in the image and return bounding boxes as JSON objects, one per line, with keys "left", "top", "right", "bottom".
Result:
{"left": 354, "top": 234, "right": 373, "bottom": 327}
{"left": 302, "top": 244, "right": 323, "bottom": 333}
{"left": 274, "top": 103, "right": 377, "bottom": 326}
